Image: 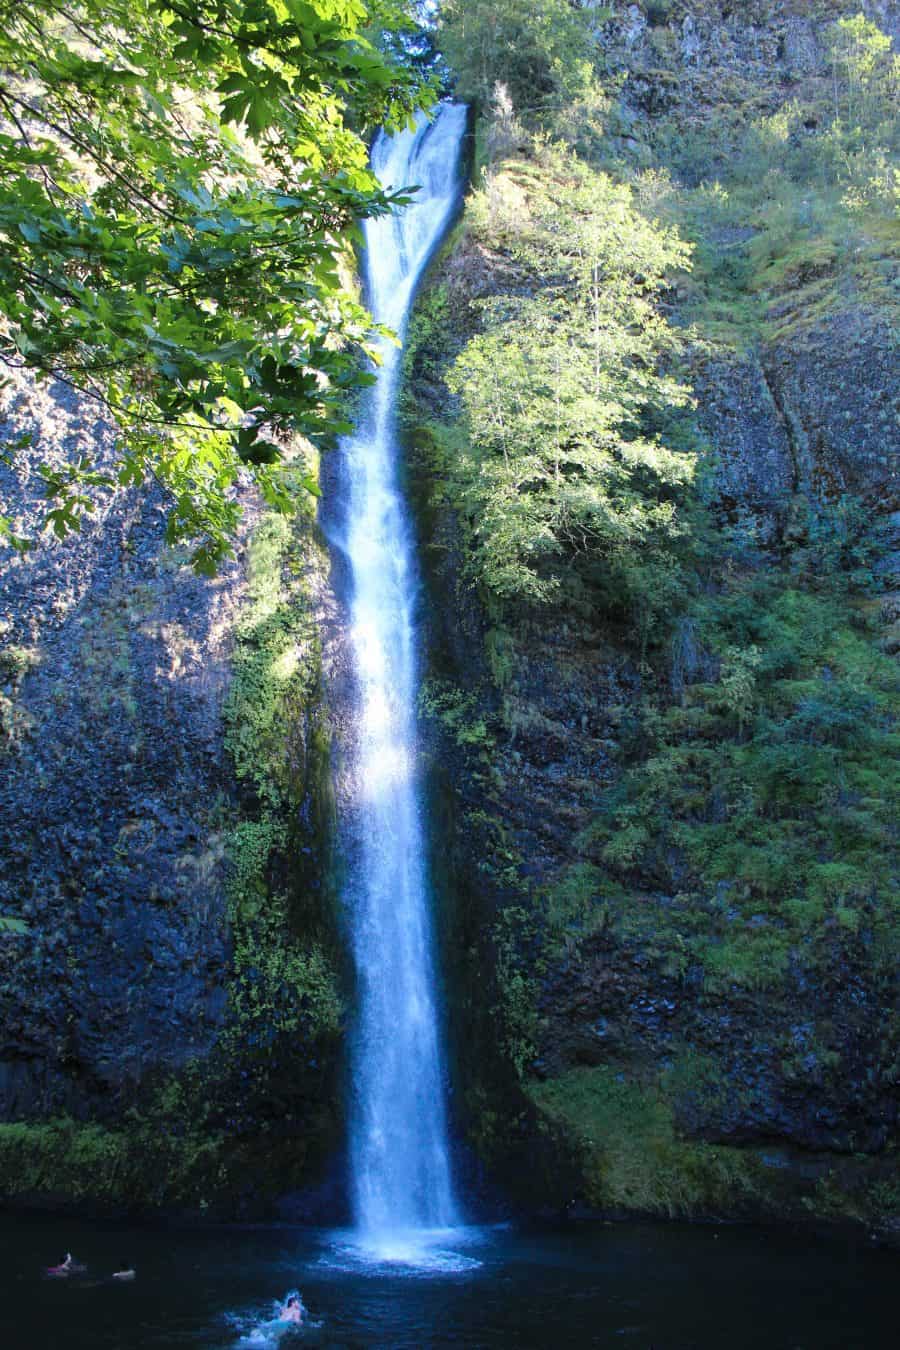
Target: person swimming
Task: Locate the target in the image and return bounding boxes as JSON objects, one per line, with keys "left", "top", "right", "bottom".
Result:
{"left": 278, "top": 1293, "right": 302, "bottom": 1325}
{"left": 46, "top": 1253, "right": 86, "bottom": 1277}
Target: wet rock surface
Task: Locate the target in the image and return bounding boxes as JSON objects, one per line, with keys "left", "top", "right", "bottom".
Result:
{"left": 690, "top": 346, "right": 796, "bottom": 546}
{"left": 538, "top": 928, "right": 898, "bottom": 1155}
{"left": 0, "top": 369, "right": 348, "bottom": 1216}
{"left": 765, "top": 311, "right": 899, "bottom": 508}
{"left": 0, "top": 371, "right": 243, "bottom": 1120}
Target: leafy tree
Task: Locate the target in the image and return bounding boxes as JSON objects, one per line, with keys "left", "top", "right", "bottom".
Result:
{"left": 826, "top": 13, "right": 895, "bottom": 127}
{"left": 437, "top": 0, "right": 595, "bottom": 117}
{"left": 0, "top": 0, "right": 433, "bottom": 569}
{"left": 444, "top": 147, "right": 695, "bottom": 641}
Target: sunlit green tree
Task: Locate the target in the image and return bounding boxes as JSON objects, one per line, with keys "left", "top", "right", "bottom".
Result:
{"left": 437, "top": 0, "right": 594, "bottom": 116}
{"left": 826, "top": 12, "right": 895, "bottom": 126}
{"left": 445, "top": 149, "right": 695, "bottom": 640}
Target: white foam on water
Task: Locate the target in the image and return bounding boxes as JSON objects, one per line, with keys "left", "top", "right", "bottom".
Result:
{"left": 227, "top": 1307, "right": 292, "bottom": 1347}
{"left": 228, "top": 1292, "right": 317, "bottom": 1346}
{"left": 320, "top": 1225, "right": 484, "bottom": 1278}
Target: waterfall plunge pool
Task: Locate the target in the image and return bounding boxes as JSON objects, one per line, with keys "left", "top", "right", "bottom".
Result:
{"left": 0, "top": 1211, "right": 894, "bottom": 1348}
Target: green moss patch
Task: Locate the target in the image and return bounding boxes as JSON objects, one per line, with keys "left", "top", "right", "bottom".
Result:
{"left": 0, "top": 1115, "right": 226, "bottom": 1210}
{"left": 529, "top": 1066, "right": 764, "bottom": 1216}
{"left": 580, "top": 570, "right": 899, "bottom": 991}
{"left": 223, "top": 511, "right": 342, "bottom": 1047}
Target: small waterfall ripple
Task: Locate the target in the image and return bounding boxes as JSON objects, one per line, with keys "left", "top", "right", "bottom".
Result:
{"left": 339, "top": 103, "right": 468, "bottom": 1255}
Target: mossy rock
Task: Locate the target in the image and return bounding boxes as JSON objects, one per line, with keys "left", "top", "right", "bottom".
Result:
{"left": 528, "top": 1066, "right": 767, "bottom": 1217}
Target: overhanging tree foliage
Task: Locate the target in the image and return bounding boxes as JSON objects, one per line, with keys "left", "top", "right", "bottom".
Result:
{"left": 0, "top": 0, "right": 433, "bottom": 569}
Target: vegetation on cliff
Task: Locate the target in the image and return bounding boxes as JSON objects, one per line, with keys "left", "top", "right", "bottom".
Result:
{"left": 403, "top": 1, "right": 900, "bottom": 1224}
{"left": 223, "top": 500, "right": 343, "bottom": 1051}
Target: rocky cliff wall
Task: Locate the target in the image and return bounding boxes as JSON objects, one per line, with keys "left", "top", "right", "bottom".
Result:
{"left": 0, "top": 371, "right": 238, "bottom": 1121}
{"left": 405, "top": 0, "right": 899, "bottom": 1235}
{"left": 0, "top": 370, "right": 345, "bottom": 1214}
{"left": 0, "top": 0, "right": 896, "bottom": 1230}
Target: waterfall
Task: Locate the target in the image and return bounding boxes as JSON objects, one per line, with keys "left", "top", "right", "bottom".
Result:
{"left": 339, "top": 103, "right": 467, "bottom": 1249}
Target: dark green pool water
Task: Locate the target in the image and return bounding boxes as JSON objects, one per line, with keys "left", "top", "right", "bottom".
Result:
{"left": 0, "top": 1212, "right": 894, "bottom": 1348}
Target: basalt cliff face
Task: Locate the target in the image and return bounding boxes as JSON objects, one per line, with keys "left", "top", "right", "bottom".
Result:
{"left": 0, "top": 369, "right": 345, "bottom": 1213}
{"left": 405, "top": 0, "right": 899, "bottom": 1233}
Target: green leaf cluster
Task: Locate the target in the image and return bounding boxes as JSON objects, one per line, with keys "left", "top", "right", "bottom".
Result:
{"left": 0, "top": 0, "right": 434, "bottom": 569}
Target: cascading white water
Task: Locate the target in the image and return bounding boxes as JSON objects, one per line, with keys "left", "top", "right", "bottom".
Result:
{"left": 340, "top": 103, "right": 467, "bottom": 1251}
